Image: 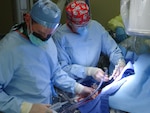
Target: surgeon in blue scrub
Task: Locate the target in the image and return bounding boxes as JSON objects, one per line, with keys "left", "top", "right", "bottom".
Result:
{"left": 0, "top": 1, "right": 97, "bottom": 113}
{"left": 53, "top": 1, "right": 126, "bottom": 86}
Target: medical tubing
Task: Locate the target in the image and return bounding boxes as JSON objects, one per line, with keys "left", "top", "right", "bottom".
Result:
{"left": 51, "top": 102, "right": 66, "bottom": 111}
{"left": 77, "top": 67, "right": 108, "bottom": 102}
{"left": 61, "top": 68, "right": 108, "bottom": 112}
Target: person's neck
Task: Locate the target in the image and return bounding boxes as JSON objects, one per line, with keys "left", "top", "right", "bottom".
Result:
{"left": 16, "top": 23, "right": 29, "bottom": 40}
{"left": 67, "top": 22, "right": 75, "bottom": 33}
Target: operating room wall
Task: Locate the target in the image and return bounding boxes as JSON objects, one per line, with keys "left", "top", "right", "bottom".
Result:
{"left": 0, "top": 1, "right": 14, "bottom": 34}
{"left": 0, "top": 0, "right": 120, "bottom": 34}
{"left": 60, "top": 0, "right": 120, "bottom": 30}
{"left": 91, "top": 0, "right": 120, "bottom": 30}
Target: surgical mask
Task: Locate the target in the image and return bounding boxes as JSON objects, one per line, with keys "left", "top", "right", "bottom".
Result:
{"left": 28, "top": 33, "right": 49, "bottom": 46}
{"left": 75, "top": 26, "right": 88, "bottom": 36}
{"left": 28, "top": 20, "right": 51, "bottom": 46}
{"left": 32, "top": 32, "right": 51, "bottom": 41}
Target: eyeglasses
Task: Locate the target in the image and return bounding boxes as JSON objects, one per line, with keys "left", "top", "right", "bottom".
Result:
{"left": 30, "top": 18, "right": 61, "bottom": 41}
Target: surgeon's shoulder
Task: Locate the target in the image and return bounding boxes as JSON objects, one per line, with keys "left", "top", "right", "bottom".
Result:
{"left": 90, "top": 20, "right": 102, "bottom": 26}
{"left": 55, "top": 24, "right": 68, "bottom": 33}
{"left": 0, "top": 31, "right": 23, "bottom": 49}
{"left": 0, "top": 31, "right": 15, "bottom": 44}
{"left": 53, "top": 24, "right": 69, "bottom": 39}
{"left": 90, "top": 20, "right": 106, "bottom": 32}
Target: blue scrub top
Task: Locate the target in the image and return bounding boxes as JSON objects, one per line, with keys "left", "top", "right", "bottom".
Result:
{"left": 0, "top": 31, "right": 76, "bottom": 113}
{"left": 53, "top": 20, "right": 124, "bottom": 79}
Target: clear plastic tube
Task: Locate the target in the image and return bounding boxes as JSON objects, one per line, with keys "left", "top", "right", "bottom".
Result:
{"left": 61, "top": 67, "right": 108, "bottom": 112}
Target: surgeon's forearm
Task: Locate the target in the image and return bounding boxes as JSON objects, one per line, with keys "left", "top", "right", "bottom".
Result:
{"left": 63, "top": 64, "right": 87, "bottom": 79}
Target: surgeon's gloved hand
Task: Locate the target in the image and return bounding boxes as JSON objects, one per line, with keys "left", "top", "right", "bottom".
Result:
{"left": 74, "top": 83, "right": 96, "bottom": 99}
{"left": 21, "top": 102, "right": 53, "bottom": 113}
{"left": 30, "top": 104, "right": 53, "bottom": 113}
{"left": 110, "top": 59, "right": 126, "bottom": 80}
{"left": 85, "top": 67, "right": 109, "bottom": 82}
